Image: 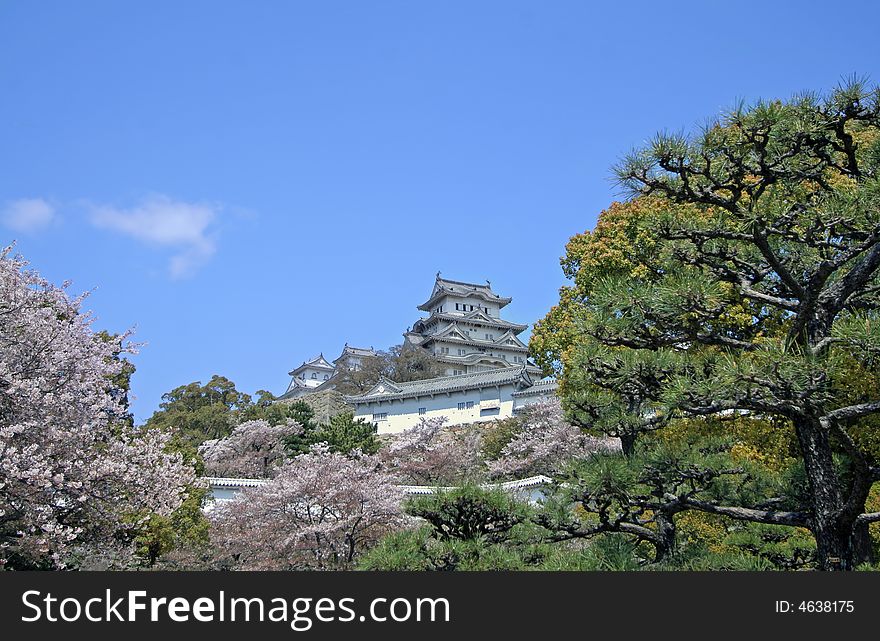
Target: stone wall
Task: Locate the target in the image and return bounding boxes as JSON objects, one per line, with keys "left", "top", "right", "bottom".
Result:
{"left": 277, "top": 389, "right": 353, "bottom": 425}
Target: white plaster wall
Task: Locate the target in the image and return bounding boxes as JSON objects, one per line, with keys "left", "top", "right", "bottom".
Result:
{"left": 353, "top": 383, "right": 519, "bottom": 434}
{"left": 294, "top": 367, "right": 333, "bottom": 386}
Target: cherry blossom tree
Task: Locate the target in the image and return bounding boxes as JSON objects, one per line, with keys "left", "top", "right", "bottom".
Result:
{"left": 210, "top": 446, "right": 406, "bottom": 569}
{"left": 0, "top": 247, "right": 195, "bottom": 568}
{"left": 380, "top": 417, "right": 486, "bottom": 485}
{"left": 488, "top": 399, "right": 620, "bottom": 479}
{"left": 199, "top": 418, "right": 299, "bottom": 478}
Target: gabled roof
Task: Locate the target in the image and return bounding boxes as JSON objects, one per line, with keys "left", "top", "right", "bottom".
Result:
{"left": 511, "top": 378, "right": 559, "bottom": 398}
{"left": 333, "top": 344, "right": 377, "bottom": 364}
{"left": 461, "top": 308, "right": 504, "bottom": 324}
{"left": 493, "top": 330, "right": 527, "bottom": 348}
{"left": 281, "top": 376, "right": 309, "bottom": 396}
{"left": 418, "top": 323, "right": 528, "bottom": 352}
{"left": 413, "top": 312, "right": 528, "bottom": 334}
{"left": 418, "top": 274, "right": 512, "bottom": 312}
{"left": 434, "top": 353, "right": 512, "bottom": 368}
{"left": 357, "top": 377, "right": 404, "bottom": 398}
{"left": 288, "top": 353, "right": 335, "bottom": 376}
{"left": 403, "top": 331, "right": 426, "bottom": 346}
{"left": 430, "top": 323, "right": 472, "bottom": 342}
{"left": 345, "top": 366, "right": 532, "bottom": 404}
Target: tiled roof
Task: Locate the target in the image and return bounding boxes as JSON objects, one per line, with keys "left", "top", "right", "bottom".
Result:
{"left": 288, "top": 353, "right": 335, "bottom": 375}
{"left": 205, "top": 477, "right": 268, "bottom": 488}
{"left": 345, "top": 365, "right": 532, "bottom": 403}
{"left": 512, "top": 378, "right": 558, "bottom": 397}
{"left": 333, "top": 344, "right": 376, "bottom": 363}
{"left": 435, "top": 353, "right": 518, "bottom": 367}
{"left": 278, "top": 374, "right": 338, "bottom": 400}
{"left": 205, "top": 475, "right": 552, "bottom": 496}
{"left": 418, "top": 274, "right": 512, "bottom": 311}
{"left": 419, "top": 327, "right": 528, "bottom": 353}
{"left": 398, "top": 475, "right": 553, "bottom": 495}
{"left": 414, "top": 312, "right": 527, "bottom": 333}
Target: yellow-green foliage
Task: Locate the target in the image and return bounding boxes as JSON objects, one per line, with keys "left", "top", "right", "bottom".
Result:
{"left": 654, "top": 415, "right": 798, "bottom": 473}
{"left": 479, "top": 416, "right": 523, "bottom": 461}
{"left": 134, "top": 486, "right": 211, "bottom": 565}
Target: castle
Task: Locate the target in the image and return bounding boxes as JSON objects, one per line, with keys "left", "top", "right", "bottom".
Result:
{"left": 280, "top": 274, "right": 556, "bottom": 433}
{"left": 403, "top": 274, "right": 543, "bottom": 378}
{"left": 280, "top": 345, "right": 376, "bottom": 400}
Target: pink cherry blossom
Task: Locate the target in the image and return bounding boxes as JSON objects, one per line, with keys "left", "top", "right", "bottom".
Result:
{"left": 380, "top": 417, "right": 484, "bottom": 485}
{"left": 488, "top": 398, "right": 620, "bottom": 478}
{"left": 210, "top": 445, "right": 406, "bottom": 569}
{"left": 0, "top": 247, "right": 195, "bottom": 568}
{"left": 199, "top": 418, "right": 299, "bottom": 478}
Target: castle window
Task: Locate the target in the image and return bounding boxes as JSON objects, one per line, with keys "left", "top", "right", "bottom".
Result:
{"left": 323, "top": 374, "right": 329, "bottom": 380}
{"left": 373, "top": 412, "right": 387, "bottom": 422}
{"left": 466, "top": 401, "right": 474, "bottom": 409}
{"left": 311, "top": 373, "right": 317, "bottom": 379}
{"left": 453, "top": 369, "right": 463, "bottom": 375}
{"left": 457, "top": 402, "right": 466, "bottom": 410}
{"left": 458, "top": 348, "right": 466, "bottom": 355}
{"left": 419, "top": 408, "right": 426, "bottom": 415}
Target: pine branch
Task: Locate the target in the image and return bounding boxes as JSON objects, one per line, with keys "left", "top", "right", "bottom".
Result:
{"left": 668, "top": 494, "right": 809, "bottom": 527}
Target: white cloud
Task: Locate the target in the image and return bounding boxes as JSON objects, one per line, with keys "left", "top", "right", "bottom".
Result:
{"left": 89, "top": 195, "right": 219, "bottom": 279}
{"left": 1, "top": 198, "right": 56, "bottom": 233}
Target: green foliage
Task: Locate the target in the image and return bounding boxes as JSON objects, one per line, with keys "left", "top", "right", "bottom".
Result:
{"left": 280, "top": 409, "right": 379, "bottom": 456}
{"left": 359, "top": 486, "right": 549, "bottom": 571}
{"left": 133, "top": 486, "right": 211, "bottom": 566}
{"left": 311, "top": 412, "right": 380, "bottom": 455}
{"left": 407, "top": 486, "right": 530, "bottom": 543}
{"left": 144, "top": 378, "right": 316, "bottom": 465}
{"left": 358, "top": 527, "right": 532, "bottom": 571}
{"left": 479, "top": 416, "right": 523, "bottom": 461}
{"left": 240, "top": 391, "right": 319, "bottom": 427}
{"left": 280, "top": 401, "right": 320, "bottom": 455}
{"left": 721, "top": 523, "right": 815, "bottom": 569}
{"left": 96, "top": 330, "right": 136, "bottom": 429}
{"left": 144, "top": 375, "right": 250, "bottom": 447}
{"left": 532, "top": 80, "right": 880, "bottom": 569}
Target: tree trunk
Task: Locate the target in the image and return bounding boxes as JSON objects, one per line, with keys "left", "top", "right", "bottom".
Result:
{"left": 619, "top": 432, "right": 637, "bottom": 458}
{"left": 851, "top": 522, "right": 875, "bottom": 567}
{"left": 652, "top": 512, "right": 677, "bottom": 563}
{"left": 793, "top": 417, "right": 852, "bottom": 570}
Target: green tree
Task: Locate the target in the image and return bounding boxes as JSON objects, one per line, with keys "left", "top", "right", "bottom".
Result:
{"left": 132, "top": 486, "right": 211, "bottom": 566}
{"left": 311, "top": 412, "right": 380, "bottom": 455}
{"left": 241, "top": 390, "right": 322, "bottom": 428}
{"left": 144, "top": 375, "right": 252, "bottom": 448}
{"left": 279, "top": 400, "right": 321, "bottom": 455}
{"left": 358, "top": 486, "right": 543, "bottom": 571}
{"left": 96, "top": 330, "right": 137, "bottom": 429}
{"left": 537, "top": 79, "right": 880, "bottom": 570}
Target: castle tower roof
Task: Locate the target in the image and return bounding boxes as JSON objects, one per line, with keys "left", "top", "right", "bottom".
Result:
{"left": 417, "top": 274, "right": 512, "bottom": 312}
{"left": 287, "top": 353, "right": 335, "bottom": 377}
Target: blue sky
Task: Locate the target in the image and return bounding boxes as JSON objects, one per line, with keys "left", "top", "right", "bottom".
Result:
{"left": 2, "top": 1, "right": 878, "bottom": 424}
